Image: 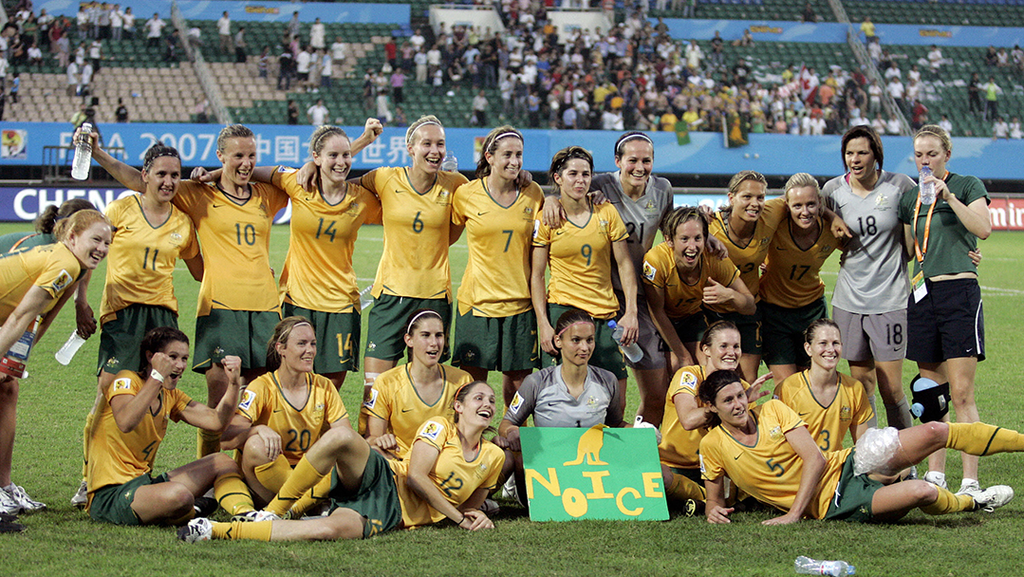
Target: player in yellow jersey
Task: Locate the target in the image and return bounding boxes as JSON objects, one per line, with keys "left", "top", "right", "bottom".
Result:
{"left": 0, "top": 210, "right": 111, "bottom": 520}
{"left": 759, "top": 173, "right": 842, "bottom": 383}
{"left": 92, "top": 125, "right": 289, "bottom": 456}
{"left": 698, "top": 369, "right": 1018, "bottom": 524}
{"left": 657, "top": 322, "right": 770, "bottom": 506}
{"left": 71, "top": 142, "right": 205, "bottom": 508}
{"left": 195, "top": 120, "right": 383, "bottom": 392}
{"left": 220, "top": 317, "right": 352, "bottom": 509}
{"left": 707, "top": 171, "right": 787, "bottom": 383}
{"left": 644, "top": 207, "right": 754, "bottom": 372}
{"left": 180, "top": 381, "right": 504, "bottom": 541}
{"left": 86, "top": 327, "right": 255, "bottom": 525}
{"left": 774, "top": 319, "right": 873, "bottom": 452}
{"left": 532, "top": 146, "right": 639, "bottom": 409}
{"left": 363, "top": 310, "right": 473, "bottom": 459}
{"left": 451, "top": 126, "right": 543, "bottom": 407}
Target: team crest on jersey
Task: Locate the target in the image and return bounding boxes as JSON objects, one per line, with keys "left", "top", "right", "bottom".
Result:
{"left": 50, "top": 269, "right": 74, "bottom": 292}
{"left": 840, "top": 406, "right": 852, "bottom": 421}
{"left": 478, "top": 462, "right": 489, "bottom": 475}
{"left": 239, "top": 390, "right": 256, "bottom": 411}
{"left": 345, "top": 201, "right": 360, "bottom": 217}
{"left": 758, "top": 236, "right": 771, "bottom": 246}
{"left": 819, "top": 245, "right": 832, "bottom": 256}
{"left": 259, "top": 201, "right": 269, "bottom": 218}
{"left": 169, "top": 231, "right": 183, "bottom": 245}
{"left": 644, "top": 199, "right": 658, "bottom": 214}
{"left": 364, "top": 388, "right": 378, "bottom": 409}
{"left": 508, "top": 392, "right": 523, "bottom": 414}
{"left": 113, "top": 377, "right": 132, "bottom": 391}
{"left": 768, "top": 425, "right": 784, "bottom": 441}
{"left": 586, "top": 396, "right": 598, "bottom": 407}
{"left": 875, "top": 194, "right": 891, "bottom": 210}
{"left": 522, "top": 206, "right": 534, "bottom": 221}
{"left": 420, "top": 421, "right": 444, "bottom": 441}
{"left": 315, "top": 402, "right": 325, "bottom": 413}
{"left": 599, "top": 219, "right": 609, "bottom": 232}
{"left": 681, "top": 371, "right": 698, "bottom": 389}
{"left": 435, "top": 189, "right": 451, "bottom": 205}
{"left": 642, "top": 261, "right": 657, "bottom": 282}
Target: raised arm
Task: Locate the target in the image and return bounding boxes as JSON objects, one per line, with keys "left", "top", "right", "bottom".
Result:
{"left": 80, "top": 128, "right": 145, "bottom": 192}
{"left": 179, "top": 355, "right": 244, "bottom": 431}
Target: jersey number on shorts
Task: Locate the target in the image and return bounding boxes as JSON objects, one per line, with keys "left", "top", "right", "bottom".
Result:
{"left": 886, "top": 323, "right": 903, "bottom": 346}
{"left": 337, "top": 332, "right": 353, "bottom": 361}
{"left": 316, "top": 218, "right": 337, "bottom": 242}
{"left": 438, "top": 471, "right": 464, "bottom": 497}
{"left": 235, "top": 223, "right": 257, "bottom": 246}
{"left": 142, "top": 247, "right": 160, "bottom": 270}
{"left": 285, "top": 429, "right": 312, "bottom": 452}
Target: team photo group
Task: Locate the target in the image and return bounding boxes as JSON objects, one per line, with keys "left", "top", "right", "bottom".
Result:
{"left": 1, "top": 114, "right": 1021, "bottom": 543}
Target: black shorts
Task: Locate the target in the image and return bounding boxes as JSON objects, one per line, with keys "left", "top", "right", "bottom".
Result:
{"left": 906, "top": 278, "right": 985, "bottom": 364}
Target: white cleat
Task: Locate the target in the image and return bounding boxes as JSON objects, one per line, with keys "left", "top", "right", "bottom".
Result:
{"left": 6, "top": 485, "right": 45, "bottom": 513}
{"left": 177, "top": 517, "right": 213, "bottom": 542}
{"left": 71, "top": 479, "right": 88, "bottom": 509}
{"left": 967, "top": 485, "right": 1014, "bottom": 513}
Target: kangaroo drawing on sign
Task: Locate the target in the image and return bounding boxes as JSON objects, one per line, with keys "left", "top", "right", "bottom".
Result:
{"left": 564, "top": 424, "right": 608, "bottom": 466}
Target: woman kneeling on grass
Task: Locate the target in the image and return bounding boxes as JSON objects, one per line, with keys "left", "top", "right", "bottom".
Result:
{"left": 698, "top": 369, "right": 1017, "bottom": 525}
{"left": 86, "top": 327, "right": 255, "bottom": 525}
{"left": 179, "top": 381, "right": 504, "bottom": 541}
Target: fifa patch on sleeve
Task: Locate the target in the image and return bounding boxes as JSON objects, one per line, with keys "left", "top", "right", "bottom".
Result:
{"left": 113, "top": 377, "right": 132, "bottom": 392}
{"left": 642, "top": 260, "right": 657, "bottom": 282}
{"left": 239, "top": 389, "right": 256, "bottom": 411}
{"left": 277, "top": 166, "right": 296, "bottom": 173}
{"left": 532, "top": 219, "right": 541, "bottom": 240}
{"left": 508, "top": 392, "right": 523, "bottom": 415}
{"left": 698, "top": 453, "right": 706, "bottom": 475}
{"left": 419, "top": 420, "right": 444, "bottom": 441}
{"left": 50, "top": 269, "right": 74, "bottom": 292}
{"left": 680, "top": 370, "right": 698, "bottom": 391}
{"left": 363, "top": 388, "right": 378, "bottom": 409}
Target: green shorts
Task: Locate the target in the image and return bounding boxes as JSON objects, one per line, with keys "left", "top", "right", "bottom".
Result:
{"left": 824, "top": 449, "right": 884, "bottom": 523}
{"left": 329, "top": 450, "right": 404, "bottom": 538}
{"left": 88, "top": 472, "right": 169, "bottom": 525}
{"left": 704, "top": 305, "right": 763, "bottom": 355}
{"left": 283, "top": 303, "right": 360, "bottom": 374}
{"left": 670, "top": 312, "right": 708, "bottom": 345}
{"left": 192, "top": 309, "right": 281, "bottom": 373}
{"left": 452, "top": 307, "right": 539, "bottom": 372}
{"left": 98, "top": 304, "right": 179, "bottom": 375}
{"left": 541, "top": 303, "right": 627, "bottom": 380}
{"left": 365, "top": 295, "right": 451, "bottom": 363}
{"left": 761, "top": 298, "right": 828, "bottom": 367}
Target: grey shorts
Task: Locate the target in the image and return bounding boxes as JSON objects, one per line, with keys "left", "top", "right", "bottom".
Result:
{"left": 833, "top": 307, "right": 907, "bottom": 363}
{"left": 617, "top": 290, "right": 667, "bottom": 371}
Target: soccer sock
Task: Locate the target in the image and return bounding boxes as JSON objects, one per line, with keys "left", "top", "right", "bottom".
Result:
{"left": 289, "top": 474, "right": 333, "bottom": 518}
{"left": 666, "top": 471, "right": 706, "bottom": 502}
{"left": 865, "top": 395, "right": 878, "bottom": 429}
{"left": 254, "top": 455, "right": 293, "bottom": 494}
{"left": 265, "top": 455, "right": 327, "bottom": 517}
{"left": 946, "top": 422, "right": 1024, "bottom": 456}
{"left": 920, "top": 485, "right": 975, "bottom": 515}
{"left": 197, "top": 429, "right": 222, "bottom": 459}
{"left": 215, "top": 472, "right": 255, "bottom": 516}
{"left": 81, "top": 412, "right": 95, "bottom": 478}
{"left": 211, "top": 520, "right": 273, "bottom": 541}
{"left": 885, "top": 398, "right": 914, "bottom": 430}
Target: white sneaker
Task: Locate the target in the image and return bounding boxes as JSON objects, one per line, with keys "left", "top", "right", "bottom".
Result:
{"left": 253, "top": 510, "right": 282, "bottom": 522}
{"left": 501, "top": 475, "right": 522, "bottom": 506}
{"left": 965, "top": 484, "right": 1015, "bottom": 513}
{"left": 957, "top": 479, "right": 982, "bottom": 495}
{"left": 923, "top": 471, "right": 948, "bottom": 490}
{"left": 177, "top": 517, "right": 213, "bottom": 542}
{"left": 71, "top": 479, "right": 88, "bottom": 509}
{"left": 6, "top": 484, "right": 45, "bottom": 513}
{"left": 0, "top": 487, "right": 20, "bottom": 515}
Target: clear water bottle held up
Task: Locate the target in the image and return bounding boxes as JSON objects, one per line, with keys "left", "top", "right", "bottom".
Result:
{"left": 71, "top": 122, "right": 94, "bottom": 181}
{"left": 440, "top": 151, "right": 458, "bottom": 172}
{"left": 919, "top": 165, "right": 935, "bottom": 205}
{"left": 55, "top": 330, "right": 88, "bottom": 365}
{"left": 795, "top": 556, "right": 855, "bottom": 576}
{"left": 607, "top": 320, "right": 643, "bottom": 363}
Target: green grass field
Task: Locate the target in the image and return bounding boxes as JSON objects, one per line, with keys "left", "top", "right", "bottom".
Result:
{"left": 3, "top": 223, "right": 1024, "bottom": 576}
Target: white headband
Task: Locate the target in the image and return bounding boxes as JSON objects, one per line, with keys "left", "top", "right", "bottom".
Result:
{"left": 407, "top": 121, "right": 444, "bottom": 145}
{"left": 406, "top": 310, "right": 442, "bottom": 333}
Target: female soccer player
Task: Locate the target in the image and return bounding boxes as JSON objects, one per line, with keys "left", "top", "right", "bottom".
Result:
{"left": 898, "top": 124, "right": 991, "bottom": 494}
{"left": 180, "top": 380, "right": 504, "bottom": 541}
{"left": 658, "top": 321, "right": 770, "bottom": 505}
{"left": 0, "top": 209, "right": 112, "bottom": 515}
{"left": 499, "top": 309, "right": 626, "bottom": 502}
{"left": 363, "top": 310, "right": 473, "bottom": 459}
{"left": 72, "top": 141, "right": 203, "bottom": 508}
{"left": 221, "top": 317, "right": 352, "bottom": 508}
{"left": 197, "top": 120, "right": 383, "bottom": 391}
{"left": 451, "top": 126, "right": 543, "bottom": 406}
{"left": 707, "top": 171, "right": 787, "bottom": 383}
{"left": 93, "top": 124, "right": 289, "bottom": 456}
{"left": 821, "top": 126, "right": 917, "bottom": 431}
{"left": 86, "top": 327, "right": 255, "bottom": 525}
{"left": 644, "top": 207, "right": 754, "bottom": 372}
{"left": 759, "top": 173, "right": 842, "bottom": 383}
{"left": 774, "top": 319, "right": 873, "bottom": 451}
{"left": 532, "top": 146, "right": 639, "bottom": 407}
{"left": 699, "top": 369, "right": 1016, "bottom": 525}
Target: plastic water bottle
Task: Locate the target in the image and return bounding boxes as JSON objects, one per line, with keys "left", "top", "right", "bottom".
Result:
{"left": 919, "top": 165, "right": 935, "bottom": 205}
{"left": 608, "top": 320, "right": 643, "bottom": 363}
{"left": 440, "top": 151, "right": 458, "bottom": 172}
{"left": 795, "top": 556, "right": 855, "bottom": 576}
{"left": 55, "top": 330, "right": 88, "bottom": 365}
{"left": 71, "top": 122, "right": 94, "bottom": 181}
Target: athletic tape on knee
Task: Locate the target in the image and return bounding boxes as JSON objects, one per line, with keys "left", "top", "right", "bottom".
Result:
{"left": 853, "top": 426, "right": 904, "bottom": 476}
{"left": 910, "top": 376, "right": 950, "bottom": 423}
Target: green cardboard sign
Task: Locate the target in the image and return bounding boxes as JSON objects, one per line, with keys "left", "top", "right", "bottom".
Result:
{"left": 520, "top": 425, "right": 669, "bottom": 521}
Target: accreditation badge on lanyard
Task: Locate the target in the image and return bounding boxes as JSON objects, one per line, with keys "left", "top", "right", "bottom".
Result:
{"left": 911, "top": 194, "right": 938, "bottom": 303}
